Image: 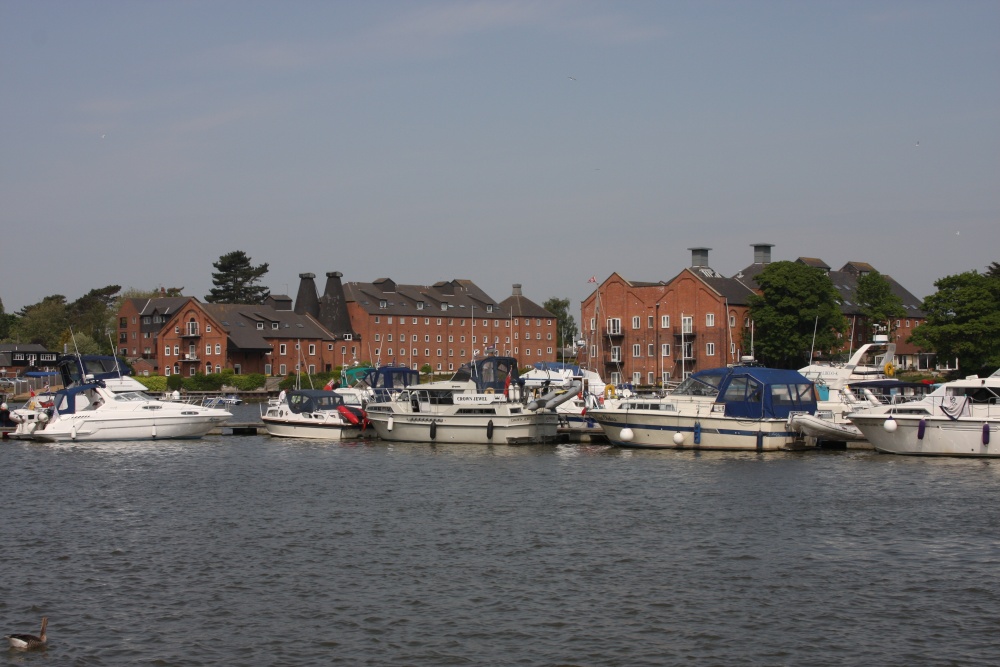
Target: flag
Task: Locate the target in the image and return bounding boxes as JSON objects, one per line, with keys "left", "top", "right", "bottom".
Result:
{"left": 504, "top": 367, "right": 512, "bottom": 398}
{"left": 587, "top": 276, "right": 597, "bottom": 283}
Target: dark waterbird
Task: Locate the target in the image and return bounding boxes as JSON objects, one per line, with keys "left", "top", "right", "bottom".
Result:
{"left": 5, "top": 616, "right": 47, "bottom": 650}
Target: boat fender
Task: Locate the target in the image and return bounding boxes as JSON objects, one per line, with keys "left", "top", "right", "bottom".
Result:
{"left": 487, "top": 419, "right": 494, "bottom": 440}
{"left": 152, "top": 424, "right": 157, "bottom": 439}
{"left": 337, "top": 404, "right": 361, "bottom": 425}
{"left": 430, "top": 421, "right": 437, "bottom": 440}
{"left": 917, "top": 419, "right": 926, "bottom": 440}
{"left": 673, "top": 432, "right": 684, "bottom": 445}
{"left": 984, "top": 423, "right": 991, "bottom": 446}
{"left": 694, "top": 421, "right": 702, "bottom": 445}
{"left": 387, "top": 416, "right": 394, "bottom": 432}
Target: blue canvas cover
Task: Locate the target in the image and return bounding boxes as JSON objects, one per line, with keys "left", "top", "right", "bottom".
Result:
{"left": 684, "top": 366, "right": 816, "bottom": 420}
{"left": 452, "top": 356, "right": 522, "bottom": 393}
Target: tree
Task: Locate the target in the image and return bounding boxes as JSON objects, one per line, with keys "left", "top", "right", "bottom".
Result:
{"left": 543, "top": 297, "right": 578, "bottom": 350}
{"left": 908, "top": 269, "right": 1000, "bottom": 375}
{"left": 745, "top": 261, "right": 847, "bottom": 368}
{"left": 205, "top": 251, "right": 270, "bottom": 304}
{"left": 11, "top": 296, "right": 70, "bottom": 350}
{"left": 0, "top": 297, "right": 13, "bottom": 341}
{"left": 69, "top": 285, "right": 122, "bottom": 349}
{"left": 853, "top": 270, "right": 905, "bottom": 341}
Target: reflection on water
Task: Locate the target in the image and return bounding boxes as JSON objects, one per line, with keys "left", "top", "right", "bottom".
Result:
{"left": 2, "top": 436, "right": 999, "bottom": 666}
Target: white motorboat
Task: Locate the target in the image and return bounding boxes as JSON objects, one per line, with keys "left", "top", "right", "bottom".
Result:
{"left": 793, "top": 340, "right": 896, "bottom": 444}
{"left": 9, "top": 354, "right": 231, "bottom": 442}
{"left": 519, "top": 362, "right": 610, "bottom": 437}
{"left": 262, "top": 388, "right": 372, "bottom": 440}
{"left": 365, "top": 355, "right": 578, "bottom": 445}
{"left": 847, "top": 369, "right": 1000, "bottom": 457}
{"left": 587, "top": 362, "right": 816, "bottom": 451}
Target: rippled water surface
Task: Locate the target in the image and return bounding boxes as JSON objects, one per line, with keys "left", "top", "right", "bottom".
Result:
{"left": 3, "top": 428, "right": 1000, "bottom": 666}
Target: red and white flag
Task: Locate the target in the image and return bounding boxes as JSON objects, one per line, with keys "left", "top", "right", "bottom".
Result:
{"left": 587, "top": 276, "right": 597, "bottom": 283}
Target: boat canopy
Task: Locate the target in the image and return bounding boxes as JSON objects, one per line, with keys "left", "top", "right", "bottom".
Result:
{"left": 451, "top": 356, "right": 523, "bottom": 393}
{"left": 286, "top": 389, "right": 346, "bottom": 414}
{"left": 58, "top": 354, "right": 133, "bottom": 388}
{"left": 679, "top": 365, "right": 816, "bottom": 419}
{"left": 362, "top": 366, "right": 420, "bottom": 390}
{"left": 50, "top": 382, "right": 102, "bottom": 416}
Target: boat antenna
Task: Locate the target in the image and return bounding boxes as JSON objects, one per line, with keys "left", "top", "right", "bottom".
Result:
{"left": 809, "top": 315, "right": 818, "bottom": 363}
{"left": 107, "top": 330, "right": 124, "bottom": 381}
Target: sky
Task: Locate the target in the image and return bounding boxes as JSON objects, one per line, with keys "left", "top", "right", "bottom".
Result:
{"left": 2, "top": 1, "right": 998, "bottom": 317}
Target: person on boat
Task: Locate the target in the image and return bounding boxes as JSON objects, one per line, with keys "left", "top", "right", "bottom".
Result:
{"left": 277, "top": 389, "right": 287, "bottom": 403}
{"left": 0, "top": 403, "right": 12, "bottom": 427}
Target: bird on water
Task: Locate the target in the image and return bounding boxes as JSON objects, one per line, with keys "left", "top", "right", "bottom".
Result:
{"left": 5, "top": 617, "right": 47, "bottom": 650}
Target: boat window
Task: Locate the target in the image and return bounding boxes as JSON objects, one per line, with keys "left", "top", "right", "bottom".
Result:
{"left": 723, "top": 377, "right": 749, "bottom": 402}
{"left": 673, "top": 376, "right": 721, "bottom": 397}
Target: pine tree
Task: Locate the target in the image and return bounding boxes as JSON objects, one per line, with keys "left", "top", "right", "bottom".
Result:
{"left": 205, "top": 251, "right": 271, "bottom": 304}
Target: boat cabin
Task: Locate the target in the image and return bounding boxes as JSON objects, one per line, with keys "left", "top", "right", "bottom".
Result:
{"left": 285, "top": 389, "right": 349, "bottom": 414}
{"left": 450, "top": 356, "right": 523, "bottom": 394}
{"left": 673, "top": 365, "right": 816, "bottom": 419}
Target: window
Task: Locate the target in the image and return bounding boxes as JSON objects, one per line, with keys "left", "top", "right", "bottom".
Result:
{"left": 308, "top": 344, "right": 316, "bottom": 356}
{"left": 682, "top": 316, "right": 693, "bottom": 334}
{"left": 590, "top": 318, "right": 595, "bottom": 331}
{"left": 279, "top": 344, "right": 287, "bottom": 355}
{"left": 437, "top": 348, "right": 442, "bottom": 357}
{"left": 165, "top": 346, "right": 171, "bottom": 357}
{"left": 206, "top": 325, "right": 212, "bottom": 333}
{"left": 173, "top": 345, "right": 179, "bottom": 356}
{"left": 707, "top": 342, "right": 716, "bottom": 356}
{"left": 648, "top": 316, "right": 654, "bottom": 328}
{"left": 205, "top": 344, "right": 212, "bottom": 356}
{"left": 632, "top": 316, "right": 640, "bottom": 329}
{"left": 607, "top": 318, "right": 622, "bottom": 335}
{"left": 632, "top": 344, "right": 641, "bottom": 357}
{"left": 633, "top": 372, "right": 642, "bottom": 384}
{"left": 279, "top": 364, "right": 287, "bottom": 375}
{"left": 729, "top": 315, "right": 736, "bottom": 328}
{"left": 412, "top": 348, "right": 418, "bottom": 357}
{"left": 648, "top": 344, "right": 655, "bottom": 357}
{"left": 683, "top": 341, "right": 693, "bottom": 359}
{"left": 610, "top": 346, "right": 622, "bottom": 362}
{"left": 257, "top": 322, "right": 264, "bottom": 330}
{"left": 272, "top": 322, "right": 279, "bottom": 329}
{"left": 706, "top": 313, "right": 715, "bottom": 327}
{"left": 375, "top": 334, "right": 381, "bottom": 342}
{"left": 379, "top": 300, "right": 387, "bottom": 309}
{"left": 661, "top": 315, "right": 670, "bottom": 328}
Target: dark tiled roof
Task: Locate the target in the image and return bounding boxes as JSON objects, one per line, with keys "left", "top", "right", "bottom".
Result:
{"left": 201, "top": 303, "right": 335, "bottom": 351}
{"left": 135, "top": 296, "right": 191, "bottom": 317}
{"left": 345, "top": 279, "right": 508, "bottom": 318}
{"left": 796, "top": 257, "right": 831, "bottom": 270}
{"left": 678, "top": 267, "right": 757, "bottom": 306}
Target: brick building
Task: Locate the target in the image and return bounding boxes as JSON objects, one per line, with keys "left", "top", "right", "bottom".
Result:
{"left": 340, "top": 276, "right": 557, "bottom": 373}
{"left": 580, "top": 244, "right": 932, "bottom": 385}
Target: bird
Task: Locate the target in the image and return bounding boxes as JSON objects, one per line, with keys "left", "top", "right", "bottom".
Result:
{"left": 5, "top": 617, "right": 47, "bottom": 650}
{"left": 567, "top": 76, "right": 577, "bottom": 81}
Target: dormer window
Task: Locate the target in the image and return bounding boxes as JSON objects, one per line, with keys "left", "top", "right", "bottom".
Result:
{"left": 272, "top": 322, "right": 279, "bottom": 329}
{"left": 257, "top": 322, "right": 264, "bottom": 330}
{"left": 379, "top": 300, "right": 387, "bottom": 309}
{"left": 486, "top": 305, "right": 493, "bottom": 313}
{"left": 417, "top": 302, "right": 425, "bottom": 310}
{"left": 441, "top": 303, "right": 448, "bottom": 311}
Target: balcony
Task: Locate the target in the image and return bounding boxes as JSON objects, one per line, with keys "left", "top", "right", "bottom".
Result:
{"left": 180, "top": 329, "right": 201, "bottom": 338}
{"left": 182, "top": 354, "right": 200, "bottom": 363}
{"left": 673, "top": 328, "right": 697, "bottom": 338}
{"left": 602, "top": 328, "right": 624, "bottom": 340}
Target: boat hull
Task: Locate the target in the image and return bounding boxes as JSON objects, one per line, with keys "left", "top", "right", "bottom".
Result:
{"left": 262, "top": 417, "right": 371, "bottom": 440}
{"left": 791, "top": 413, "right": 866, "bottom": 442}
{"left": 367, "top": 411, "right": 559, "bottom": 445}
{"left": 589, "top": 410, "right": 805, "bottom": 451}
{"left": 14, "top": 413, "right": 229, "bottom": 442}
{"left": 849, "top": 415, "right": 1000, "bottom": 457}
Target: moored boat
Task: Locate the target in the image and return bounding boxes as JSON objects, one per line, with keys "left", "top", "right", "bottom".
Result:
{"left": 587, "top": 362, "right": 816, "bottom": 451}
{"left": 9, "top": 354, "right": 231, "bottom": 442}
{"left": 847, "top": 369, "right": 1000, "bottom": 457}
{"left": 364, "top": 355, "right": 577, "bottom": 444}
{"left": 262, "top": 388, "right": 372, "bottom": 439}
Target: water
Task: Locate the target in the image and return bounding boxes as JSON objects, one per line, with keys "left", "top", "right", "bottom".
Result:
{"left": 3, "top": 422, "right": 1000, "bottom": 665}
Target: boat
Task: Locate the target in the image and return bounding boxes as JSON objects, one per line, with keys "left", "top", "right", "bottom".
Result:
{"left": 519, "top": 362, "right": 610, "bottom": 438}
{"left": 847, "top": 369, "right": 1000, "bottom": 457}
{"left": 364, "top": 355, "right": 578, "bottom": 444}
{"left": 793, "top": 340, "right": 921, "bottom": 446}
{"left": 203, "top": 394, "right": 243, "bottom": 406}
{"left": 586, "top": 361, "right": 816, "bottom": 451}
{"left": 9, "top": 354, "right": 231, "bottom": 442}
{"left": 261, "top": 388, "right": 372, "bottom": 439}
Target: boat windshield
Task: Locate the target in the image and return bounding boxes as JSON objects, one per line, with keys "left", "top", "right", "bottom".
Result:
{"left": 114, "top": 392, "right": 151, "bottom": 402}
{"left": 672, "top": 373, "right": 724, "bottom": 398}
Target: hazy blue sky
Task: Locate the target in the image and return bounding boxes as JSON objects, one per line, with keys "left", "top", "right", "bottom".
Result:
{"left": 3, "top": 1, "right": 998, "bottom": 316}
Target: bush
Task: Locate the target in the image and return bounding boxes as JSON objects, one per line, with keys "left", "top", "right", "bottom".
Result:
{"left": 185, "top": 373, "right": 225, "bottom": 392}
{"left": 166, "top": 374, "right": 184, "bottom": 391}
{"left": 137, "top": 375, "right": 168, "bottom": 393}
{"left": 225, "top": 373, "right": 267, "bottom": 391}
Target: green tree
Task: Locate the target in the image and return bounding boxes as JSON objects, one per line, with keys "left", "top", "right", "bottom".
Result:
{"left": 205, "top": 251, "right": 270, "bottom": 304}
{"left": 745, "top": 261, "right": 847, "bottom": 368}
{"left": 12, "top": 296, "right": 70, "bottom": 350}
{"left": 69, "top": 284, "right": 122, "bottom": 349}
{"left": 543, "top": 297, "right": 578, "bottom": 350}
{"left": 909, "top": 269, "right": 1000, "bottom": 375}
{"left": 853, "top": 270, "right": 905, "bottom": 341}
{"left": 0, "top": 296, "right": 13, "bottom": 340}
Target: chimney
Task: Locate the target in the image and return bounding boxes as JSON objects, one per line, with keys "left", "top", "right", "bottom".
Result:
{"left": 689, "top": 247, "right": 711, "bottom": 268}
{"left": 752, "top": 243, "right": 774, "bottom": 265}
{"left": 318, "top": 271, "right": 355, "bottom": 338}
{"left": 512, "top": 284, "right": 523, "bottom": 297}
{"left": 294, "top": 272, "right": 319, "bottom": 317}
